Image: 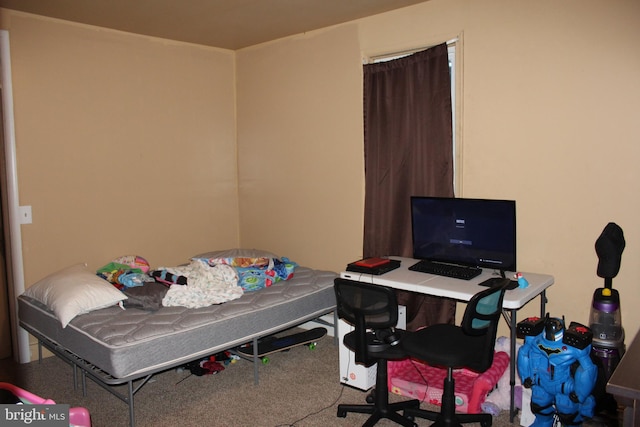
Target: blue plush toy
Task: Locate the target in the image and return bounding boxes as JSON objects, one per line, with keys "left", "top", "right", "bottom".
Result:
{"left": 517, "top": 315, "right": 597, "bottom": 426}
{"left": 515, "top": 272, "right": 529, "bottom": 288}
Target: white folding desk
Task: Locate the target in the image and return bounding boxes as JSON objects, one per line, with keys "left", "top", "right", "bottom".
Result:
{"left": 340, "top": 256, "right": 554, "bottom": 423}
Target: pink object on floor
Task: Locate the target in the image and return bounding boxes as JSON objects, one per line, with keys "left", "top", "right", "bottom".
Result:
{"left": 0, "top": 382, "right": 91, "bottom": 427}
{"left": 387, "top": 351, "right": 510, "bottom": 414}
{"left": 69, "top": 407, "right": 92, "bottom": 427}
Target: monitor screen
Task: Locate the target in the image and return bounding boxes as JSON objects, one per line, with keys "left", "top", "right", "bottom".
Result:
{"left": 410, "top": 196, "right": 517, "bottom": 272}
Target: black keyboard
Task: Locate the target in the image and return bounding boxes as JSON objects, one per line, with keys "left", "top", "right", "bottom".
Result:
{"left": 408, "top": 260, "right": 482, "bottom": 280}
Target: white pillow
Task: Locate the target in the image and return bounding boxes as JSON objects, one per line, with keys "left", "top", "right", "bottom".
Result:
{"left": 22, "top": 263, "right": 127, "bottom": 328}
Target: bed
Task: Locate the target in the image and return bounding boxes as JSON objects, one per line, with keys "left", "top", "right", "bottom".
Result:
{"left": 17, "top": 249, "right": 338, "bottom": 427}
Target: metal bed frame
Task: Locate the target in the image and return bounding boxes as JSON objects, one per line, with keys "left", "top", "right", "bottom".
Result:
{"left": 23, "top": 311, "right": 337, "bottom": 427}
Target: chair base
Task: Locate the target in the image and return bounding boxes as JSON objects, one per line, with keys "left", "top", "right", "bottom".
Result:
{"left": 338, "top": 398, "right": 420, "bottom": 427}
{"left": 403, "top": 367, "right": 492, "bottom": 427}
{"left": 337, "top": 359, "right": 419, "bottom": 427}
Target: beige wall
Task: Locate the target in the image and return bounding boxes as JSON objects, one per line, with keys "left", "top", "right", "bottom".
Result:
{"left": 236, "top": 0, "right": 640, "bottom": 339}
{"left": 2, "top": 11, "right": 240, "bottom": 285}
{"left": 236, "top": 24, "right": 365, "bottom": 271}
{"left": 2, "top": 0, "right": 640, "bottom": 354}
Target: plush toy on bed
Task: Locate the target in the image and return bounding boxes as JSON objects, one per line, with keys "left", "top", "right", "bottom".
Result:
{"left": 97, "top": 255, "right": 153, "bottom": 289}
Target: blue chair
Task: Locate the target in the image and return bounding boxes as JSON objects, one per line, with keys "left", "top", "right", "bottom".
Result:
{"left": 402, "top": 283, "right": 508, "bottom": 427}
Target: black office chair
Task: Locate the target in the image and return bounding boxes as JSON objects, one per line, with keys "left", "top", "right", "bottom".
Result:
{"left": 334, "top": 278, "right": 420, "bottom": 427}
{"left": 402, "top": 283, "right": 508, "bottom": 427}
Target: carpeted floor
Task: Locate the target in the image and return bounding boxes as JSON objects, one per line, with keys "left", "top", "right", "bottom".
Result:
{"left": 0, "top": 337, "right": 620, "bottom": 427}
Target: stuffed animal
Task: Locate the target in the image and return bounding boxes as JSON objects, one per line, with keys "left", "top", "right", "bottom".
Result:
{"left": 481, "top": 336, "right": 523, "bottom": 415}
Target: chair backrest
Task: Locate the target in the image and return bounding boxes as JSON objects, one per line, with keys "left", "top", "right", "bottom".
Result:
{"left": 334, "top": 278, "right": 398, "bottom": 364}
{"left": 460, "top": 283, "right": 508, "bottom": 371}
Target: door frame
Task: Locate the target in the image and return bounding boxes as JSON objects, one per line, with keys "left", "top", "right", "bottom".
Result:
{"left": 1, "top": 29, "right": 30, "bottom": 363}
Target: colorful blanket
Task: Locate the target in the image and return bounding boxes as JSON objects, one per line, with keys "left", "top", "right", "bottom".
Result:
{"left": 193, "top": 255, "right": 298, "bottom": 292}
{"left": 102, "top": 252, "right": 300, "bottom": 310}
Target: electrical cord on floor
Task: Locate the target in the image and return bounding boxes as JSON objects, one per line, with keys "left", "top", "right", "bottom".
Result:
{"left": 273, "top": 383, "right": 347, "bottom": 427}
{"left": 407, "top": 357, "right": 431, "bottom": 404}
{"left": 274, "top": 343, "right": 351, "bottom": 427}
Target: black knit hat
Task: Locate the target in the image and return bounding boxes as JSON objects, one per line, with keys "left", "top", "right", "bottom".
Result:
{"left": 595, "top": 222, "right": 625, "bottom": 279}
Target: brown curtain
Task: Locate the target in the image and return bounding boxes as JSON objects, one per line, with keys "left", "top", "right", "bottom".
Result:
{"left": 363, "top": 43, "right": 456, "bottom": 331}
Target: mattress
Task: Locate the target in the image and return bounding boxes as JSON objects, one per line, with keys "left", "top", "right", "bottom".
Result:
{"left": 18, "top": 266, "right": 337, "bottom": 380}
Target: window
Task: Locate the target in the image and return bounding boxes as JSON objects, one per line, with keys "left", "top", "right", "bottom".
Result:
{"left": 366, "top": 42, "right": 459, "bottom": 194}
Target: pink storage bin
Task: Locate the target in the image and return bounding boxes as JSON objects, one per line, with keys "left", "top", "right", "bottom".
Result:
{"left": 387, "top": 351, "right": 510, "bottom": 414}
{"left": 0, "top": 382, "right": 91, "bottom": 427}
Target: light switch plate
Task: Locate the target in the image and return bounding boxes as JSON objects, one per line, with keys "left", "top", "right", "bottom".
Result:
{"left": 19, "top": 205, "right": 32, "bottom": 224}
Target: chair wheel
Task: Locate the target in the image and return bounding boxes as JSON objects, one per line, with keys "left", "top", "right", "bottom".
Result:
{"left": 480, "top": 421, "right": 492, "bottom": 427}
{"left": 365, "top": 389, "right": 376, "bottom": 404}
{"left": 337, "top": 409, "right": 347, "bottom": 418}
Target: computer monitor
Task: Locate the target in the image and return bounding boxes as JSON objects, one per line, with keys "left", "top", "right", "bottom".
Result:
{"left": 410, "top": 196, "right": 517, "bottom": 272}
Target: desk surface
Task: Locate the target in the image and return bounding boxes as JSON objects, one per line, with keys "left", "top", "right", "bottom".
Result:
{"left": 607, "top": 329, "right": 640, "bottom": 401}
{"left": 340, "top": 257, "right": 554, "bottom": 310}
